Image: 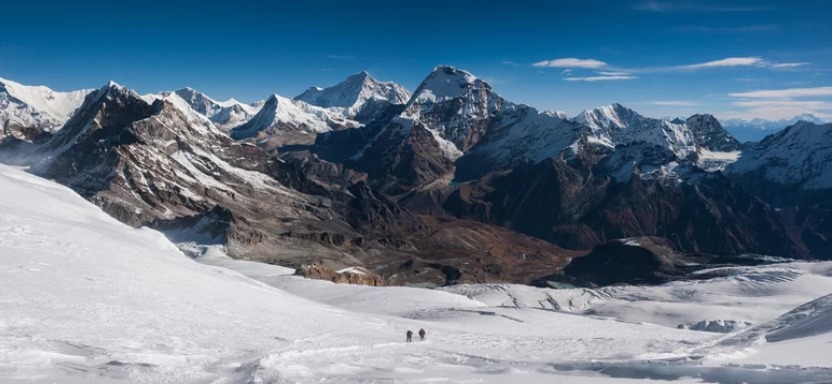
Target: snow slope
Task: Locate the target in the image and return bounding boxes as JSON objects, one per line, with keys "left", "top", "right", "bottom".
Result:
{"left": 726, "top": 121, "right": 832, "bottom": 189}
{"left": 0, "top": 164, "right": 390, "bottom": 383}
{"left": 443, "top": 262, "right": 832, "bottom": 329}
{"left": 0, "top": 76, "right": 91, "bottom": 135}
{"left": 3, "top": 163, "right": 832, "bottom": 383}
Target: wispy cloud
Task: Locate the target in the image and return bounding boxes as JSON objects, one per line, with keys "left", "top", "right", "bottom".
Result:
{"left": 533, "top": 58, "right": 607, "bottom": 69}
{"left": 597, "top": 71, "right": 631, "bottom": 76}
{"left": 500, "top": 60, "right": 520, "bottom": 66}
{"left": 675, "top": 24, "right": 779, "bottom": 33}
{"left": 676, "top": 57, "right": 763, "bottom": 70}
{"left": 648, "top": 100, "right": 699, "bottom": 106}
{"left": 767, "top": 62, "right": 810, "bottom": 69}
{"left": 630, "top": 57, "right": 809, "bottom": 73}
{"left": 729, "top": 86, "right": 832, "bottom": 98}
{"left": 726, "top": 86, "right": 832, "bottom": 119}
{"left": 733, "top": 100, "right": 832, "bottom": 108}
{"left": 326, "top": 54, "right": 354, "bottom": 60}
{"left": 564, "top": 74, "right": 637, "bottom": 82}
{"left": 726, "top": 100, "right": 832, "bottom": 120}
{"left": 533, "top": 56, "right": 807, "bottom": 74}
{"left": 635, "top": 1, "right": 773, "bottom": 13}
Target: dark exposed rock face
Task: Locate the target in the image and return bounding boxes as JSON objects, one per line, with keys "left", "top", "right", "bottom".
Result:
{"left": 686, "top": 114, "right": 740, "bottom": 152}
{"left": 445, "top": 149, "right": 804, "bottom": 258}
{"left": 350, "top": 120, "right": 456, "bottom": 195}
{"left": 563, "top": 237, "right": 696, "bottom": 286}
{"left": 723, "top": 122, "right": 832, "bottom": 260}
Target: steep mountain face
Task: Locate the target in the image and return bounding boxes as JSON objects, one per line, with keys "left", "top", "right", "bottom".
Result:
{"left": 169, "top": 87, "right": 261, "bottom": 130}
{"left": 231, "top": 94, "right": 359, "bottom": 150}
{"left": 570, "top": 105, "right": 741, "bottom": 174}
{"left": 350, "top": 66, "right": 584, "bottom": 191}
{"left": 142, "top": 88, "right": 261, "bottom": 130}
{"left": 295, "top": 71, "right": 410, "bottom": 120}
{"left": 346, "top": 66, "right": 507, "bottom": 195}
{"left": 574, "top": 103, "right": 696, "bottom": 158}
{"left": 686, "top": 114, "right": 741, "bottom": 152}
{"left": 455, "top": 107, "right": 584, "bottom": 181}
{"left": 0, "top": 77, "right": 91, "bottom": 142}
{"left": 722, "top": 114, "right": 827, "bottom": 142}
{"left": 445, "top": 151, "right": 804, "bottom": 258}
{"left": 351, "top": 118, "right": 457, "bottom": 194}
{"left": 574, "top": 105, "right": 739, "bottom": 159}
{"left": 403, "top": 66, "right": 504, "bottom": 153}
{"left": 36, "top": 82, "right": 348, "bottom": 261}
{"left": 723, "top": 122, "right": 832, "bottom": 259}
{"left": 727, "top": 121, "right": 832, "bottom": 190}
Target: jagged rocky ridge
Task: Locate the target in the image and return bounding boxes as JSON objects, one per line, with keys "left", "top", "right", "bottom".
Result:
{"left": 12, "top": 80, "right": 572, "bottom": 286}
{"left": 2, "top": 68, "right": 831, "bottom": 287}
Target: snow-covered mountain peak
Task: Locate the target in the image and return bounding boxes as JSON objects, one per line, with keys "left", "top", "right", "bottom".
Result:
{"left": 0, "top": 76, "right": 92, "bottom": 139}
{"left": 575, "top": 103, "right": 645, "bottom": 131}
{"left": 97, "top": 81, "right": 141, "bottom": 101}
{"left": 727, "top": 121, "right": 832, "bottom": 189}
{"left": 793, "top": 114, "right": 826, "bottom": 124}
{"left": 230, "top": 93, "right": 359, "bottom": 147}
{"left": 139, "top": 87, "right": 262, "bottom": 130}
{"left": 294, "top": 71, "right": 410, "bottom": 117}
{"left": 410, "top": 65, "right": 490, "bottom": 104}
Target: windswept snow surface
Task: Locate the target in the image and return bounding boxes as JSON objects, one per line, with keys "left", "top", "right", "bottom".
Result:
{"left": 2, "top": 164, "right": 832, "bottom": 383}
{"left": 443, "top": 263, "right": 832, "bottom": 329}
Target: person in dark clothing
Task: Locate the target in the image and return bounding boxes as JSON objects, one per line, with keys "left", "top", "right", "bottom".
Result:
{"left": 406, "top": 330, "right": 413, "bottom": 342}
{"left": 418, "top": 328, "right": 426, "bottom": 341}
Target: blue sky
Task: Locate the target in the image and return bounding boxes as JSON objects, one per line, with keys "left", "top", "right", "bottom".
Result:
{"left": 1, "top": 0, "right": 830, "bottom": 120}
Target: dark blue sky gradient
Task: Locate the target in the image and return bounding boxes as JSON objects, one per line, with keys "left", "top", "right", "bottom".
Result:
{"left": 1, "top": 0, "right": 830, "bottom": 119}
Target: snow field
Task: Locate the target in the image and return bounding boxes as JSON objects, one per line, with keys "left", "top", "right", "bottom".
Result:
{"left": 2, "top": 163, "right": 832, "bottom": 383}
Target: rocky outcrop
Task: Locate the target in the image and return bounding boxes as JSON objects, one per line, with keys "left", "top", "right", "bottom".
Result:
{"left": 562, "top": 237, "right": 706, "bottom": 286}
{"left": 679, "top": 320, "right": 752, "bottom": 333}
{"left": 295, "top": 264, "right": 386, "bottom": 286}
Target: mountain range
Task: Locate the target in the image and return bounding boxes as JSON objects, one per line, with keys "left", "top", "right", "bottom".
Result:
{"left": 2, "top": 66, "right": 831, "bottom": 286}
{"left": 721, "top": 114, "right": 828, "bottom": 142}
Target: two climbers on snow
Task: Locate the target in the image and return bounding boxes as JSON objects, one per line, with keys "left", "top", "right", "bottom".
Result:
{"left": 406, "top": 328, "right": 427, "bottom": 342}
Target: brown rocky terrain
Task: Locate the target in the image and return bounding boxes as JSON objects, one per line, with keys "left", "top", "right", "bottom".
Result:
{"left": 3, "top": 67, "right": 831, "bottom": 288}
